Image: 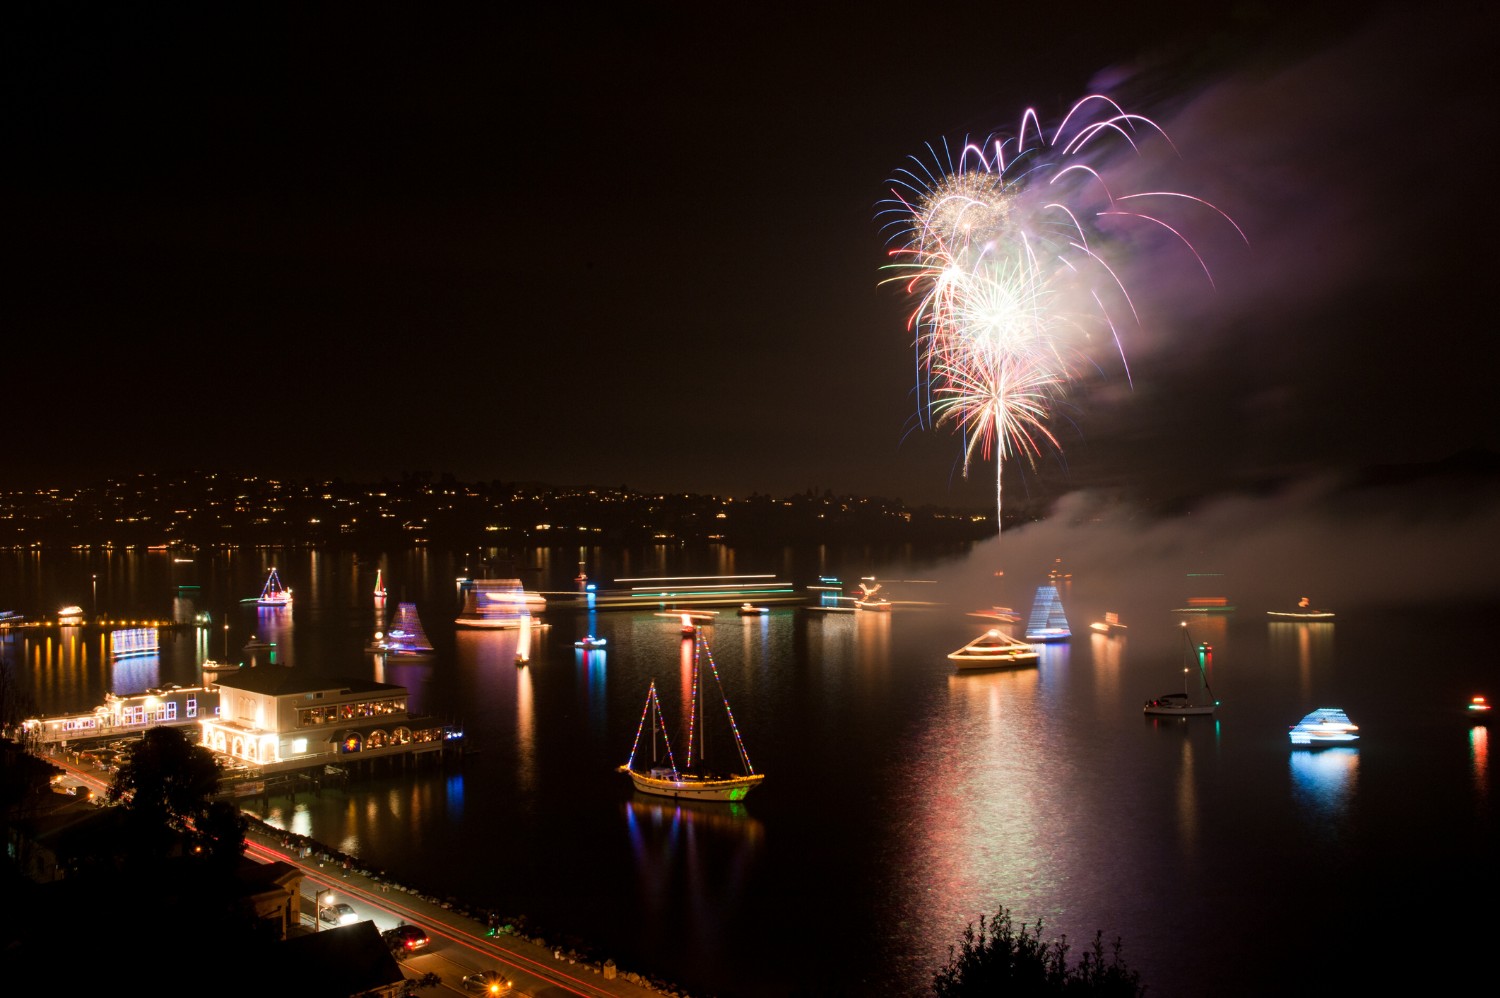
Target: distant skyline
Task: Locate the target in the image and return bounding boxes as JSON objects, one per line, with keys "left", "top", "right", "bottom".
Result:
{"left": 9, "top": 4, "right": 1498, "bottom": 508}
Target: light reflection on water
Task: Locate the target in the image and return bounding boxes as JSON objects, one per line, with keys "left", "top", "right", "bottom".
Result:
{"left": 7, "top": 548, "right": 1498, "bottom": 998}
{"left": 1288, "top": 747, "right": 1360, "bottom": 828}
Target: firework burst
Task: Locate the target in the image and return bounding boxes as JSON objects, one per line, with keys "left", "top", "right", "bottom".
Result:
{"left": 879, "top": 95, "right": 1244, "bottom": 533}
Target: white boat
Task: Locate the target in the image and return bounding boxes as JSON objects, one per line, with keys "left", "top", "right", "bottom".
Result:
{"left": 370, "top": 602, "right": 435, "bottom": 657}
{"left": 1144, "top": 625, "right": 1218, "bottom": 716}
{"left": 57, "top": 605, "right": 85, "bottom": 625}
{"left": 737, "top": 603, "right": 769, "bottom": 617}
{"left": 619, "top": 630, "right": 764, "bottom": 802}
{"left": 1024, "top": 584, "right": 1071, "bottom": 641}
{"left": 575, "top": 635, "right": 607, "bottom": 650}
{"left": 948, "top": 628, "right": 1039, "bottom": 670}
{"left": 249, "top": 568, "right": 293, "bottom": 607}
{"left": 1267, "top": 596, "right": 1335, "bottom": 620}
{"left": 200, "top": 659, "right": 242, "bottom": 673}
{"left": 1289, "top": 707, "right": 1359, "bottom": 746}
{"left": 454, "top": 578, "right": 542, "bottom": 628}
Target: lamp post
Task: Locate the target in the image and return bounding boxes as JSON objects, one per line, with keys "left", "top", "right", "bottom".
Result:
{"left": 315, "top": 888, "right": 332, "bottom": 930}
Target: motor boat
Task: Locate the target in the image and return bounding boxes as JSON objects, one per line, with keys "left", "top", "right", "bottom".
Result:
{"left": 737, "top": 603, "right": 769, "bottom": 617}
{"left": 1289, "top": 708, "right": 1359, "bottom": 746}
{"left": 947, "top": 629, "right": 1039, "bottom": 670}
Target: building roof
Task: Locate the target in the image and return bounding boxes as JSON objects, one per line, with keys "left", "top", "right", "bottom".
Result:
{"left": 212, "top": 669, "right": 404, "bottom": 698}
{"left": 276, "top": 919, "right": 405, "bottom": 996}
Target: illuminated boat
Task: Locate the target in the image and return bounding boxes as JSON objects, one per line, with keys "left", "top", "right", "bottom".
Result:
{"left": 370, "top": 602, "right": 435, "bottom": 658}
{"left": 1090, "top": 611, "right": 1127, "bottom": 635}
{"left": 1267, "top": 596, "right": 1335, "bottom": 620}
{"left": 455, "top": 578, "right": 542, "bottom": 628}
{"left": 373, "top": 569, "right": 387, "bottom": 601}
{"left": 948, "top": 629, "right": 1039, "bottom": 670}
{"left": 1466, "top": 695, "right": 1491, "bottom": 723}
{"left": 200, "top": 659, "right": 242, "bottom": 673}
{"left": 968, "top": 606, "right": 1020, "bottom": 624}
{"left": 57, "top": 605, "right": 85, "bottom": 625}
{"left": 251, "top": 568, "right": 293, "bottom": 608}
{"left": 737, "top": 603, "right": 769, "bottom": 617}
{"left": 574, "top": 635, "right": 607, "bottom": 650}
{"left": 854, "top": 579, "right": 891, "bottom": 611}
{"left": 1024, "top": 585, "right": 1071, "bottom": 642}
{"left": 619, "top": 631, "right": 764, "bottom": 802}
{"left": 1289, "top": 708, "right": 1359, "bottom": 746}
{"left": 1144, "top": 626, "right": 1218, "bottom": 716}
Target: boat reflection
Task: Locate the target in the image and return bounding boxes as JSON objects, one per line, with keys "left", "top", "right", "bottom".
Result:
{"left": 622, "top": 794, "right": 765, "bottom": 928}
{"left": 1289, "top": 746, "right": 1359, "bottom": 823}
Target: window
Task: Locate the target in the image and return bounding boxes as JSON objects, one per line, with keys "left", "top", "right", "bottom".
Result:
{"left": 186, "top": 697, "right": 197, "bottom": 718}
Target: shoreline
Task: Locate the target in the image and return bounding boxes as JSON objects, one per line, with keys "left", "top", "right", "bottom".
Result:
{"left": 240, "top": 812, "right": 704, "bottom": 998}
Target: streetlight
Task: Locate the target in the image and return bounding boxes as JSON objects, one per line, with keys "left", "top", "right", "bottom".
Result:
{"left": 315, "top": 888, "right": 333, "bottom": 930}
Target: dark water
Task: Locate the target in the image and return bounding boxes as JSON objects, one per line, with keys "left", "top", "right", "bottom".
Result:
{"left": 4, "top": 539, "right": 1495, "bottom": 997}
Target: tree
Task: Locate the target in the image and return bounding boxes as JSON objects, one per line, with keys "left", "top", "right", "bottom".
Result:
{"left": 108, "top": 725, "right": 244, "bottom": 864}
{"left": 932, "top": 906, "right": 1146, "bottom": 997}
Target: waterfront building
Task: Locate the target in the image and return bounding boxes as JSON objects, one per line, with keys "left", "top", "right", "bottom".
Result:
{"left": 22, "top": 684, "right": 217, "bottom": 745}
{"left": 200, "top": 669, "right": 454, "bottom": 775}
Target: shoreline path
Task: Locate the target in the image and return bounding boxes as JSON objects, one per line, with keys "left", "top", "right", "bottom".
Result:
{"left": 244, "top": 820, "right": 684, "bottom": 998}
{"left": 47, "top": 748, "right": 691, "bottom": 998}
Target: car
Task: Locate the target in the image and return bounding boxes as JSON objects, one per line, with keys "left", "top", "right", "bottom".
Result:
{"left": 460, "top": 971, "right": 514, "bottom": 995}
{"left": 318, "top": 901, "right": 358, "bottom": 926}
{"left": 382, "top": 924, "right": 431, "bottom": 957}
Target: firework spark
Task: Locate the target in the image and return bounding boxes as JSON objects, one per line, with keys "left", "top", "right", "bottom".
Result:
{"left": 880, "top": 95, "right": 1244, "bottom": 534}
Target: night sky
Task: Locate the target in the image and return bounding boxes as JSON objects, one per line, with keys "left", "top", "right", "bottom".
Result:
{"left": 8, "top": 3, "right": 1498, "bottom": 508}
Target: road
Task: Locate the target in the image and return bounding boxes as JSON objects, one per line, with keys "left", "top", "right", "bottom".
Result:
{"left": 44, "top": 748, "right": 670, "bottom": 998}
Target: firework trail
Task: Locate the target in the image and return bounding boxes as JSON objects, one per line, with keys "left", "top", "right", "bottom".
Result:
{"left": 879, "top": 95, "right": 1244, "bottom": 534}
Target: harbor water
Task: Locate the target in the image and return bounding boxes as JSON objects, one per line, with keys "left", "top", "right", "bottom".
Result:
{"left": 3, "top": 528, "right": 1495, "bottom": 997}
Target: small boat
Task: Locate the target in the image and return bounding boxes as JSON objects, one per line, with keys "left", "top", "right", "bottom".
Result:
{"left": 737, "top": 603, "right": 769, "bottom": 617}
{"left": 1024, "top": 584, "right": 1071, "bottom": 642}
{"left": 1466, "top": 695, "right": 1491, "bottom": 723}
{"left": 854, "top": 579, "right": 891, "bottom": 611}
{"left": 967, "top": 606, "right": 1020, "bottom": 623}
{"left": 575, "top": 635, "right": 607, "bottom": 650}
{"left": 373, "top": 569, "right": 387, "bottom": 600}
{"left": 200, "top": 659, "right": 242, "bottom": 673}
{"left": 1090, "top": 611, "right": 1127, "bottom": 635}
{"left": 1047, "top": 558, "right": 1071, "bottom": 581}
{"left": 1143, "top": 626, "right": 1218, "bottom": 716}
{"left": 58, "top": 605, "right": 85, "bottom": 625}
{"left": 948, "top": 629, "right": 1039, "bottom": 670}
{"left": 619, "top": 630, "right": 764, "bottom": 801}
{"left": 1267, "top": 596, "right": 1335, "bottom": 620}
{"left": 1289, "top": 708, "right": 1359, "bottom": 746}
{"left": 370, "top": 602, "right": 435, "bottom": 657}
{"left": 249, "top": 568, "right": 293, "bottom": 607}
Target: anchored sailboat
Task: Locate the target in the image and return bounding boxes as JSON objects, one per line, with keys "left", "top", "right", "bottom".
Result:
{"left": 1143, "top": 625, "right": 1218, "bottom": 716}
{"left": 248, "top": 568, "right": 293, "bottom": 607}
{"left": 370, "top": 602, "right": 434, "bottom": 658}
{"left": 619, "top": 630, "right": 764, "bottom": 802}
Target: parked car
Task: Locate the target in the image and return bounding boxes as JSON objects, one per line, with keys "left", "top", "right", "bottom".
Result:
{"left": 461, "top": 970, "right": 514, "bottom": 994}
{"left": 382, "top": 924, "right": 431, "bottom": 958}
{"left": 318, "top": 902, "right": 358, "bottom": 926}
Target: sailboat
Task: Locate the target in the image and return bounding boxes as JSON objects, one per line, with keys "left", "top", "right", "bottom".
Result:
{"left": 249, "top": 568, "right": 293, "bottom": 607}
{"left": 1024, "top": 584, "right": 1070, "bottom": 641}
{"left": 619, "top": 630, "right": 764, "bottom": 802}
{"left": 373, "top": 569, "right": 387, "bottom": 601}
{"left": 370, "top": 602, "right": 434, "bottom": 657}
{"left": 1143, "top": 625, "right": 1218, "bottom": 716}
{"left": 948, "top": 628, "right": 1040, "bottom": 670}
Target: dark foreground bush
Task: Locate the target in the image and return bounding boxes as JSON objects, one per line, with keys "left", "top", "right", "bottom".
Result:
{"left": 932, "top": 906, "right": 1146, "bottom": 996}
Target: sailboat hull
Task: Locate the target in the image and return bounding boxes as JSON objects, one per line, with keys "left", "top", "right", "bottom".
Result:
{"left": 1143, "top": 701, "right": 1217, "bottom": 716}
{"left": 620, "top": 766, "right": 764, "bottom": 801}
